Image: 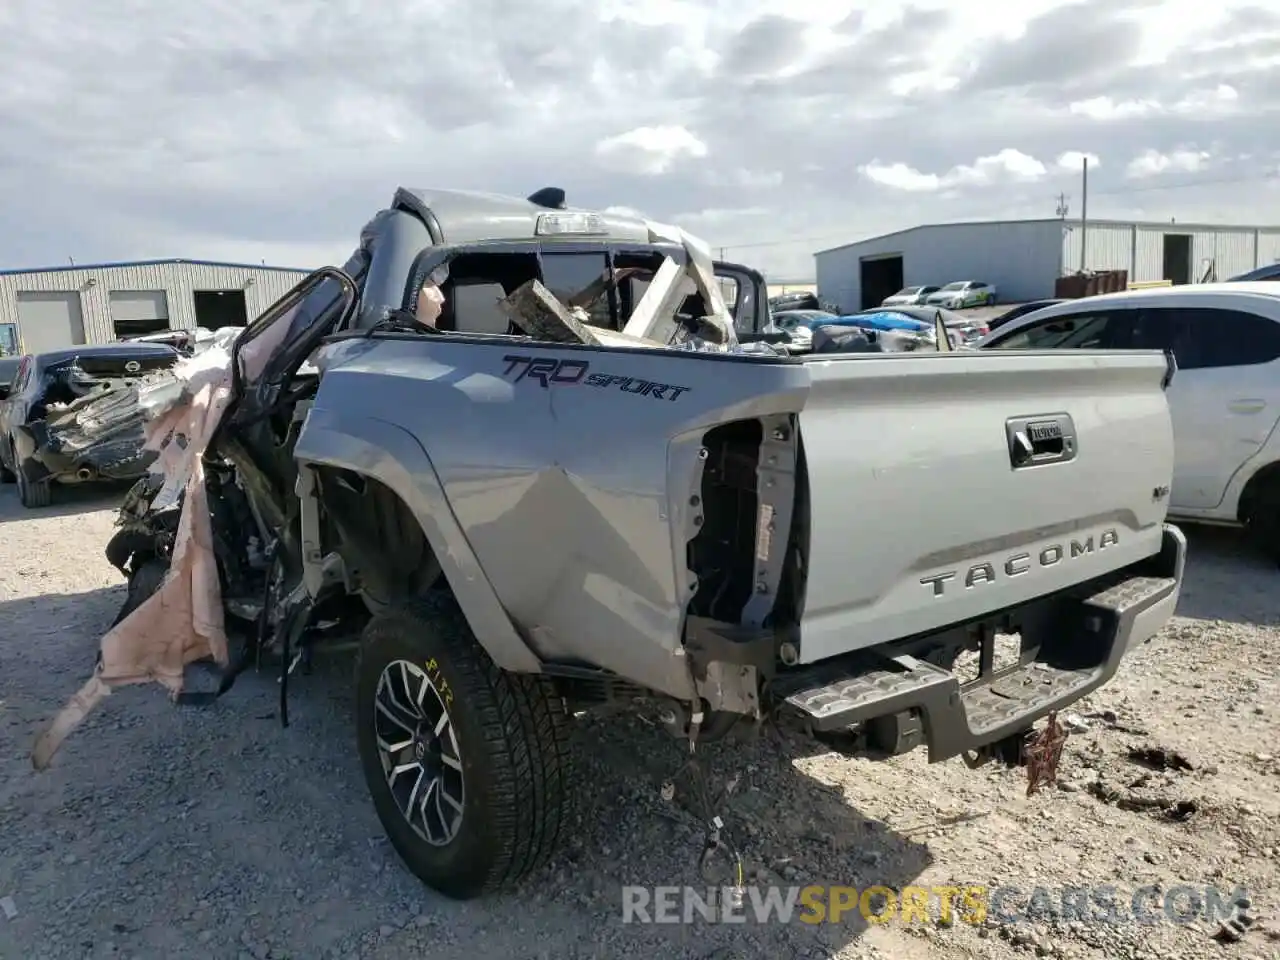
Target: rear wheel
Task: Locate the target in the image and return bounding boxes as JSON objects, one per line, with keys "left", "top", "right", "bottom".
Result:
{"left": 1242, "top": 476, "right": 1280, "bottom": 567}
{"left": 355, "top": 594, "right": 575, "bottom": 899}
{"left": 16, "top": 467, "right": 51, "bottom": 508}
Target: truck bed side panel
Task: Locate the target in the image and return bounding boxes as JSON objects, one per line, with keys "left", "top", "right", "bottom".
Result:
{"left": 305, "top": 336, "right": 806, "bottom": 698}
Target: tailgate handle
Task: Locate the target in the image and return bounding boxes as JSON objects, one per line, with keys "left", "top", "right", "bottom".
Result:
{"left": 1007, "top": 414, "right": 1077, "bottom": 469}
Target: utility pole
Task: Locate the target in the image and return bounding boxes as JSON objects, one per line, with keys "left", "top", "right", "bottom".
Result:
{"left": 1079, "top": 156, "right": 1089, "bottom": 272}
{"left": 1055, "top": 193, "right": 1069, "bottom": 219}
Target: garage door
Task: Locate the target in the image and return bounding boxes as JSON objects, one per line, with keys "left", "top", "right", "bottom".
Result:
{"left": 16, "top": 292, "right": 87, "bottom": 354}
{"left": 109, "top": 289, "right": 170, "bottom": 337}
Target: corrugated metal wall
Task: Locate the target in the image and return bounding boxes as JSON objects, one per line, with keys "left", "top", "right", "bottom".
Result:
{"left": 815, "top": 220, "right": 1064, "bottom": 312}
{"left": 1060, "top": 223, "right": 1133, "bottom": 273}
{"left": 1063, "top": 224, "right": 1280, "bottom": 282}
{"left": 0, "top": 262, "right": 308, "bottom": 346}
{"left": 1257, "top": 231, "right": 1280, "bottom": 268}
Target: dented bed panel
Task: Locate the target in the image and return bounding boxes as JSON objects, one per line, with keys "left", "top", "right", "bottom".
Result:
{"left": 795, "top": 349, "right": 1174, "bottom": 663}
{"left": 301, "top": 335, "right": 807, "bottom": 699}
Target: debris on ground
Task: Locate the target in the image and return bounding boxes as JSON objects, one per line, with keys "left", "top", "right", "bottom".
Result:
{"left": 1024, "top": 712, "right": 1068, "bottom": 795}
{"left": 1086, "top": 779, "right": 1200, "bottom": 820}
{"left": 0, "top": 895, "right": 17, "bottom": 921}
{"left": 1060, "top": 712, "right": 1090, "bottom": 733}
{"left": 1127, "top": 745, "right": 1195, "bottom": 772}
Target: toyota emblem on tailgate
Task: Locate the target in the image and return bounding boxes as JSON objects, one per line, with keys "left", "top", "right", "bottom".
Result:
{"left": 124, "top": 360, "right": 140, "bottom": 373}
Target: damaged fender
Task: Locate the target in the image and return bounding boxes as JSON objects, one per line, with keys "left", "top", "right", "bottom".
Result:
{"left": 291, "top": 404, "right": 544, "bottom": 674}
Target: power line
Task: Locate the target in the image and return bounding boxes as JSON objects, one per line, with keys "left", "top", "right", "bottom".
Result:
{"left": 715, "top": 169, "right": 1277, "bottom": 253}
{"left": 1086, "top": 170, "right": 1273, "bottom": 198}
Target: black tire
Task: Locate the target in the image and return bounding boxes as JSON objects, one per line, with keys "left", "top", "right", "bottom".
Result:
{"left": 355, "top": 594, "right": 574, "bottom": 899}
{"left": 16, "top": 468, "right": 51, "bottom": 508}
{"left": 112, "top": 557, "right": 170, "bottom": 626}
{"left": 1243, "top": 478, "right": 1280, "bottom": 567}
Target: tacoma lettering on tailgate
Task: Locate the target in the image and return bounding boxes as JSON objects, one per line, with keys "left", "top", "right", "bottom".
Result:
{"left": 919, "top": 529, "right": 1119, "bottom": 597}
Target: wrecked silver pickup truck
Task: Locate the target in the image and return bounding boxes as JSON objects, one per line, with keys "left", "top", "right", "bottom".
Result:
{"left": 36, "top": 187, "right": 1186, "bottom": 901}
{"left": 0, "top": 342, "right": 181, "bottom": 507}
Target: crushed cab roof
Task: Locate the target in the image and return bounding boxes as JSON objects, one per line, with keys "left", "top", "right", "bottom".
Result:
{"left": 390, "top": 187, "right": 656, "bottom": 247}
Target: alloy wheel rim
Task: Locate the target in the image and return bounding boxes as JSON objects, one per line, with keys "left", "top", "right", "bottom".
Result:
{"left": 373, "top": 659, "right": 465, "bottom": 846}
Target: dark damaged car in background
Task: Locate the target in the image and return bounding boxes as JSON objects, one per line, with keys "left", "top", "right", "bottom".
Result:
{"left": 0, "top": 342, "right": 181, "bottom": 508}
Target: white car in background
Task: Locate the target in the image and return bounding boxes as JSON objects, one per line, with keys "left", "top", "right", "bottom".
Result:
{"left": 881, "top": 285, "right": 941, "bottom": 307}
{"left": 978, "top": 282, "right": 1280, "bottom": 564}
{"left": 926, "top": 280, "right": 997, "bottom": 309}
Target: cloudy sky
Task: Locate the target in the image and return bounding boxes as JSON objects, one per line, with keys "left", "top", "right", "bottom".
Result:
{"left": 1, "top": 0, "right": 1277, "bottom": 280}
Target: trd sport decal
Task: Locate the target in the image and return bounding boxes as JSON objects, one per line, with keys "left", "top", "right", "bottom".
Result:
{"left": 501, "top": 355, "right": 691, "bottom": 401}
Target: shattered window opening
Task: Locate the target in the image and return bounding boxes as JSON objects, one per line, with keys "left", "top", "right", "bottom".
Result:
{"left": 538, "top": 251, "right": 615, "bottom": 329}
{"left": 612, "top": 250, "right": 672, "bottom": 326}
{"left": 435, "top": 252, "right": 539, "bottom": 334}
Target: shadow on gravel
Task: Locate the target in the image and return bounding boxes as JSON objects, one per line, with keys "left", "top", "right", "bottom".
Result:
{"left": 0, "top": 582, "right": 933, "bottom": 960}
{"left": 0, "top": 479, "right": 131, "bottom": 522}
{"left": 554, "top": 715, "right": 936, "bottom": 955}
{"left": 1175, "top": 525, "right": 1278, "bottom": 625}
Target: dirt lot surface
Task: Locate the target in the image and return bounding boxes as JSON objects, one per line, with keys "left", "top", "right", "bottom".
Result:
{"left": 1, "top": 486, "right": 1277, "bottom": 960}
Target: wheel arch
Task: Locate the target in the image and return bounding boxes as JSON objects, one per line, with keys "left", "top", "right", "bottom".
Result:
{"left": 1237, "top": 458, "right": 1280, "bottom": 523}
{"left": 293, "top": 405, "right": 543, "bottom": 673}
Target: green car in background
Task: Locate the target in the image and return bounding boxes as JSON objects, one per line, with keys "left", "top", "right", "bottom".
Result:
{"left": 925, "top": 280, "right": 997, "bottom": 309}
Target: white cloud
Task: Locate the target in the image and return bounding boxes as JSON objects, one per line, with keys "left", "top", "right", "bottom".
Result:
{"left": 1125, "top": 148, "right": 1212, "bottom": 178}
{"left": 1067, "top": 84, "right": 1240, "bottom": 121}
{"left": 1174, "top": 84, "right": 1240, "bottom": 115}
{"left": 859, "top": 149, "right": 1049, "bottom": 193}
{"left": 1069, "top": 96, "right": 1162, "bottom": 120}
{"left": 859, "top": 162, "right": 943, "bottom": 193}
{"left": 593, "top": 125, "right": 708, "bottom": 175}
{"left": 948, "top": 149, "right": 1048, "bottom": 185}
{"left": 603, "top": 205, "right": 649, "bottom": 218}
{"left": 1056, "top": 151, "right": 1101, "bottom": 171}
{"left": 0, "top": 0, "right": 1273, "bottom": 284}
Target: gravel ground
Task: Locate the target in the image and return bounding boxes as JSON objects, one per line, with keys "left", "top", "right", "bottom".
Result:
{"left": 1, "top": 485, "right": 1277, "bottom": 960}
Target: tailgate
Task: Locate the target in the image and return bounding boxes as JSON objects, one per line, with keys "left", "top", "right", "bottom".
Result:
{"left": 794, "top": 350, "right": 1174, "bottom": 663}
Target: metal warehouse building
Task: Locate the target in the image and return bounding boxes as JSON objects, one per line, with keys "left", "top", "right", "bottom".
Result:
{"left": 0, "top": 259, "right": 311, "bottom": 356}
{"left": 815, "top": 218, "right": 1280, "bottom": 314}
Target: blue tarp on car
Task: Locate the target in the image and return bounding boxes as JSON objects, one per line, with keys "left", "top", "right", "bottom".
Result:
{"left": 802, "top": 310, "right": 930, "bottom": 333}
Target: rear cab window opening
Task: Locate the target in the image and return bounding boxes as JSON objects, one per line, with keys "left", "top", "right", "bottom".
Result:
{"left": 407, "top": 244, "right": 757, "bottom": 338}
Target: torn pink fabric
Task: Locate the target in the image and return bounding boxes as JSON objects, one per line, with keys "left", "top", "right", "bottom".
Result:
{"left": 32, "top": 320, "right": 295, "bottom": 769}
